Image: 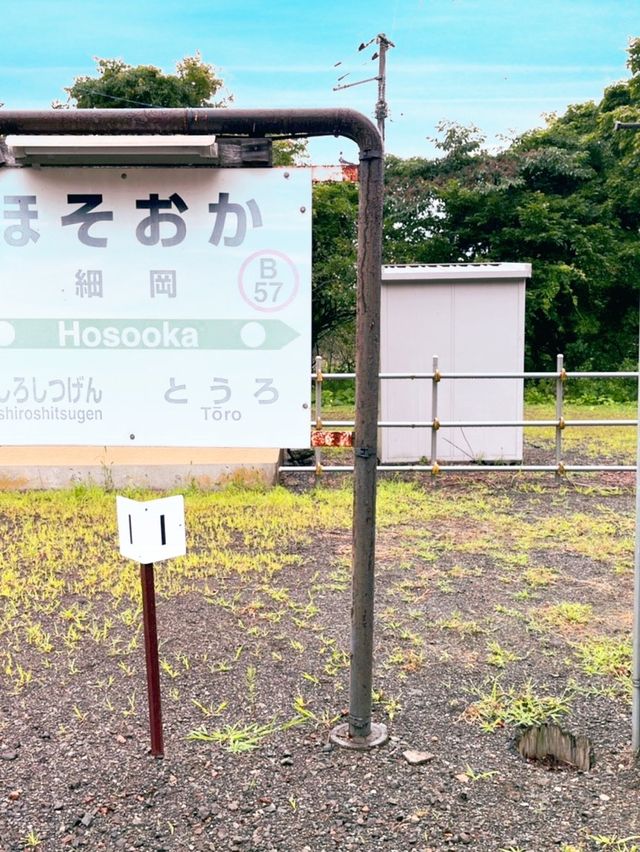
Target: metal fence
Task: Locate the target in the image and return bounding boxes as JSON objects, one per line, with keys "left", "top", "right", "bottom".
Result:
{"left": 279, "top": 354, "right": 639, "bottom": 476}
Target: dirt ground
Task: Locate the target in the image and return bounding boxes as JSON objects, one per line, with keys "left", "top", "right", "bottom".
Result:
{"left": 0, "top": 466, "right": 639, "bottom": 851}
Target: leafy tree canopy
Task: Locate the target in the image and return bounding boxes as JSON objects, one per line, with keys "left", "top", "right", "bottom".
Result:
{"left": 383, "top": 38, "right": 640, "bottom": 371}
{"left": 57, "top": 54, "right": 229, "bottom": 109}
{"left": 271, "top": 138, "right": 309, "bottom": 167}
{"left": 312, "top": 182, "right": 359, "bottom": 350}
{"left": 56, "top": 56, "right": 309, "bottom": 167}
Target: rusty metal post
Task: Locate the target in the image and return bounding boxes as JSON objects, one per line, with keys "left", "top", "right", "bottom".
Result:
{"left": 314, "top": 355, "right": 324, "bottom": 481}
{"left": 431, "top": 355, "right": 440, "bottom": 477}
{"left": 0, "top": 107, "right": 386, "bottom": 750}
{"left": 140, "top": 563, "right": 164, "bottom": 757}
{"left": 555, "top": 354, "right": 566, "bottom": 479}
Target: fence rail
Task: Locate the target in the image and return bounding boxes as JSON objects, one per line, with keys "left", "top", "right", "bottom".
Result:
{"left": 279, "top": 354, "right": 639, "bottom": 476}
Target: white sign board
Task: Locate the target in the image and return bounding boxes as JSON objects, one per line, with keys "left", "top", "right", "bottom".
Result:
{"left": 117, "top": 494, "right": 186, "bottom": 564}
{"left": 0, "top": 167, "right": 311, "bottom": 446}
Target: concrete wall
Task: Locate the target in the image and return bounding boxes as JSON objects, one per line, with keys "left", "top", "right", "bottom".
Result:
{"left": 0, "top": 446, "right": 281, "bottom": 490}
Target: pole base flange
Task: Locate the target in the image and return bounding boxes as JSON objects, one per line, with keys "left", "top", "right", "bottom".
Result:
{"left": 329, "top": 721, "right": 389, "bottom": 750}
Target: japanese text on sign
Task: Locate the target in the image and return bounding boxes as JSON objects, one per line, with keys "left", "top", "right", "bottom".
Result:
{"left": 3, "top": 191, "right": 264, "bottom": 248}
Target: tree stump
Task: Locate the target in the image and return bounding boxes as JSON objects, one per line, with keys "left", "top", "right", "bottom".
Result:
{"left": 516, "top": 723, "right": 594, "bottom": 771}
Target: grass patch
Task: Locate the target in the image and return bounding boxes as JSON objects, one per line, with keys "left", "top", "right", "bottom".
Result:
{"left": 534, "top": 602, "right": 594, "bottom": 629}
{"left": 523, "top": 567, "right": 557, "bottom": 588}
{"left": 525, "top": 402, "right": 637, "bottom": 463}
{"left": 437, "top": 611, "right": 485, "bottom": 636}
{"left": 485, "top": 641, "right": 523, "bottom": 670}
{"left": 464, "top": 678, "right": 574, "bottom": 732}
{"left": 574, "top": 636, "right": 631, "bottom": 696}
{"left": 187, "top": 719, "right": 284, "bottom": 752}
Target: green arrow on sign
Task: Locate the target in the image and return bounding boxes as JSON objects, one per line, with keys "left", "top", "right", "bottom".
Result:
{"left": 0, "top": 319, "right": 300, "bottom": 351}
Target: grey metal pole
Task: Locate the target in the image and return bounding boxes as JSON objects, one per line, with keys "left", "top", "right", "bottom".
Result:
{"left": 555, "top": 354, "right": 565, "bottom": 479}
{"left": 318, "top": 418, "right": 636, "bottom": 428}
{"left": 330, "top": 134, "right": 388, "bottom": 749}
{"left": 314, "top": 355, "right": 324, "bottom": 480}
{"left": 375, "top": 36, "right": 389, "bottom": 142}
{"left": 633, "top": 305, "right": 640, "bottom": 754}
{"left": 613, "top": 121, "right": 640, "bottom": 756}
{"left": 333, "top": 34, "right": 394, "bottom": 146}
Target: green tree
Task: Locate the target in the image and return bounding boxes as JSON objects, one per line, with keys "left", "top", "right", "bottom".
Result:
{"left": 272, "top": 138, "right": 309, "bottom": 167}
{"left": 383, "top": 40, "right": 640, "bottom": 372}
{"left": 56, "top": 55, "right": 309, "bottom": 167}
{"left": 57, "top": 54, "right": 228, "bottom": 109}
{"left": 312, "top": 182, "right": 359, "bottom": 351}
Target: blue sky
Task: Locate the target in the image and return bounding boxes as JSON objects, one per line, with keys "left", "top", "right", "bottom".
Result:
{"left": 1, "top": 0, "right": 638, "bottom": 163}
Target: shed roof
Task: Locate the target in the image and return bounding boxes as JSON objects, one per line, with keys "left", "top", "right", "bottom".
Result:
{"left": 382, "top": 262, "right": 532, "bottom": 282}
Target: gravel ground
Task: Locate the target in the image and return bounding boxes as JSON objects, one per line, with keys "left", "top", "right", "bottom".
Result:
{"left": 1, "top": 470, "right": 639, "bottom": 852}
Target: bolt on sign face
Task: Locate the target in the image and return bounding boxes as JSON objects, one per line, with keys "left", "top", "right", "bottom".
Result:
{"left": 0, "top": 167, "right": 311, "bottom": 447}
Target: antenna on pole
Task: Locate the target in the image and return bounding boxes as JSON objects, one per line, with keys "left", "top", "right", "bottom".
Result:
{"left": 333, "top": 33, "right": 395, "bottom": 143}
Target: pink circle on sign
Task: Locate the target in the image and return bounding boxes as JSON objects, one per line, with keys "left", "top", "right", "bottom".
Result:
{"left": 238, "top": 249, "right": 300, "bottom": 313}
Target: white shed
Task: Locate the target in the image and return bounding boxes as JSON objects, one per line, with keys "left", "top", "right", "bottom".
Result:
{"left": 379, "top": 262, "right": 531, "bottom": 464}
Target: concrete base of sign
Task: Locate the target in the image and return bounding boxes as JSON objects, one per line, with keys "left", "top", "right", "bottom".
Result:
{"left": 0, "top": 446, "right": 281, "bottom": 490}
{"left": 329, "top": 722, "right": 389, "bottom": 750}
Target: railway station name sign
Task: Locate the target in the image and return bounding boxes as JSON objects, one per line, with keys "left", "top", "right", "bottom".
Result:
{"left": 0, "top": 167, "right": 311, "bottom": 446}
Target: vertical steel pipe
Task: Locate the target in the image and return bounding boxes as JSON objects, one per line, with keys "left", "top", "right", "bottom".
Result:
{"left": 314, "top": 355, "right": 324, "bottom": 480}
{"left": 555, "top": 354, "right": 565, "bottom": 478}
{"left": 348, "top": 140, "right": 384, "bottom": 741}
{"left": 633, "top": 313, "right": 640, "bottom": 753}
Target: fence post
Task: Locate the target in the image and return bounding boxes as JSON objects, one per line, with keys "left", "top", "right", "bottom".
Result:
{"left": 314, "top": 355, "right": 324, "bottom": 481}
{"left": 555, "top": 354, "right": 566, "bottom": 479}
{"left": 431, "top": 355, "right": 440, "bottom": 477}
